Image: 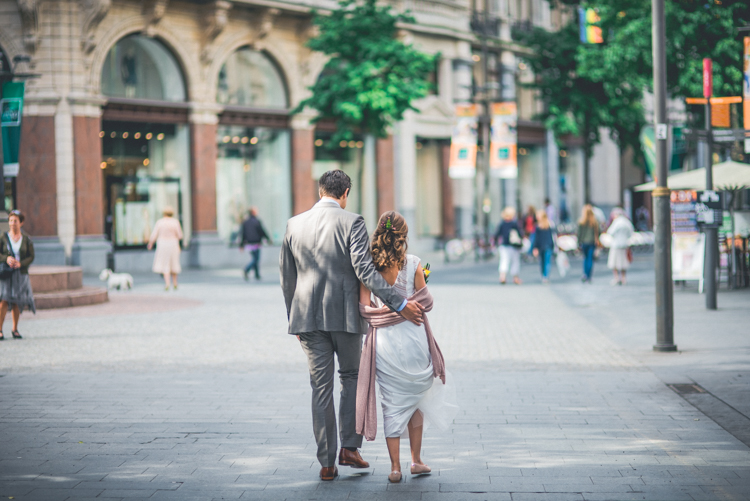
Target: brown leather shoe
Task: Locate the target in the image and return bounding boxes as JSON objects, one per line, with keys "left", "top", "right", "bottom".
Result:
{"left": 320, "top": 465, "right": 338, "bottom": 481}
{"left": 338, "top": 448, "right": 370, "bottom": 468}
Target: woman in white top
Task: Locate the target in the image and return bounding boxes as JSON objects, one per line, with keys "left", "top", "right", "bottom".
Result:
{"left": 606, "top": 208, "right": 635, "bottom": 285}
{"left": 0, "top": 210, "right": 36, "bottom": 340}
{"left": 359, "top": 211, "right": 458, "bottom": 483}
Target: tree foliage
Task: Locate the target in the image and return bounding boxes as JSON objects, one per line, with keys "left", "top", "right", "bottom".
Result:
{"left": 512, "top": 20, "right": 644, "bottom": 159}
{"left": 575, "top": 0, "right": 749, "bottom": 101}
{"left": 515, "top": 0, "right": 749, "bottom": 167}
{"left": 294, "top": 0, "right": 436, "bottom": 144}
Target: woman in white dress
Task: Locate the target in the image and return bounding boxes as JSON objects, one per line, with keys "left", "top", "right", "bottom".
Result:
{"left": 359, "top": 211, "right": 458, "bottom": 483}
{"left": 606, "top": 208, "right": 635, "bottom": 285}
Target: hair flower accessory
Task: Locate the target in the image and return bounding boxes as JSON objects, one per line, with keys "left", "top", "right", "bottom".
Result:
{"left": 380, "top": 217, "right": 393, "bottom": 230}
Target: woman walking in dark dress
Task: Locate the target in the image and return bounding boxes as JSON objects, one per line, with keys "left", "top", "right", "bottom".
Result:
{"left": 0, "top": 210, "right": 36, "bottom": 340}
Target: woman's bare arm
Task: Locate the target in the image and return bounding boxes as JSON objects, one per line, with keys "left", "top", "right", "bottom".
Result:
{"left": 414, "top": 262, "right": 427, "bottom": 290}
{"left": 359, "top": 282, "right": 371, "bottom": 305}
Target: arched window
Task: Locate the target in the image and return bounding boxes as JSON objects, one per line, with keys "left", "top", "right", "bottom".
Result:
{"left": 217, "top": 48, "right": 287, "bottom": 108}
{"left": 101, "top": 35, "right": 186, "bottom": 102}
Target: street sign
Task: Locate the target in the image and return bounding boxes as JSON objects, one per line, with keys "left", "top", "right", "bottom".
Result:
{"left": 695, "top": 190, "right": 723, "bottom": 227}
{"left": 0, "top": 98, "right": 22, "bottom": 127}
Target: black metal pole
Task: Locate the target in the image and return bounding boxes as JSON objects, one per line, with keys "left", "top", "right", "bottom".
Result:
{"left": 704, "top": 101, "right": 718, "bottom": 309}
{"left": 652, "top": 0, "right": 676, "bottom": 352}
{"left": 481, "top": 2, "right": 491, "bottom": 242}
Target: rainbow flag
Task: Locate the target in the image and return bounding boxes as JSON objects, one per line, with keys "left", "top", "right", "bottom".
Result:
{"left": 579, "top": 8, "right": 603, "bottom": 44}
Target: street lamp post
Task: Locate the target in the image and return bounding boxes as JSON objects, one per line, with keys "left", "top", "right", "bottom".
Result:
{"left": 702, "top": 60, "right": 718, "bottom": 309}
{"left": 651, "top": 0, "right": 676, "bottom": 352}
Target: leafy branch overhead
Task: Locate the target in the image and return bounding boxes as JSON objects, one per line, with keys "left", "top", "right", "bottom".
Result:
{"left": 514, "top": 0, "right": 749, "bottom": 164}
{"left": 294, "top": 0, "right": 437, "bottom": 143}
{"left": 513, "top": 20, "right": 645, "bottom": 159}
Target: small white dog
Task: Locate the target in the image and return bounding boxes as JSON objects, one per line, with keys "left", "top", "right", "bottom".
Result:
{"left": 99, "top": 269, "right": 134, "bottom": 290}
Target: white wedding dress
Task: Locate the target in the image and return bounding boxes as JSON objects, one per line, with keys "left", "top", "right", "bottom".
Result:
{"left": 372, "top": 254, "right": 459, "bottom": 438}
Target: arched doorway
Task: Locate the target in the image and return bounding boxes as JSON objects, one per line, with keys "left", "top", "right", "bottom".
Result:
{"left": 215, "top": 47, "right": 291, "bottom": 244}
{"left": 100, "top": 34, "right": 191, "bottom": 249}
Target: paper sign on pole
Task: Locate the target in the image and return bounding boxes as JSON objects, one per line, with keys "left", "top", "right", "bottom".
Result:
{"left": 489, "top": 102, "right": 517, "bottom": 179}
{"left": 448, "top": 104, "right": 478, "bottom": 179}
{"left": 744, "top": 37, "right": 750, "bottom": 153}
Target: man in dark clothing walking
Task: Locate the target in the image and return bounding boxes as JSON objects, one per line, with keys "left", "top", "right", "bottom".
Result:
{"left": 240, "top": 207, "right": 270, "bottom": 281}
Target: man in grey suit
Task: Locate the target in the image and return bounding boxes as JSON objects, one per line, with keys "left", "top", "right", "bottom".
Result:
{"left": 280, "top": 170, "right": 424, "bottom": 481}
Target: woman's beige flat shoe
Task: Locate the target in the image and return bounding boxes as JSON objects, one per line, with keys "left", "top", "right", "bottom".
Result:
{"left": 388, "top": 470, "right": 402, "bottom": 483}
{"left": 410, "top": 463, "right": 431, "bottom": 475}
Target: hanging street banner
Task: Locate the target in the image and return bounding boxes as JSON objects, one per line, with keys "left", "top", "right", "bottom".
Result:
{"left": 448, "top": 104, "right": 478, "bottom": 179}
{"left": 1, "top": 81, "right": 25, "bottom": 177}
{"left": 489, "top": 102, "right": 517, "bottom": 179}
{"left": 744, "top": 37, "right": 750, "bottom": 153}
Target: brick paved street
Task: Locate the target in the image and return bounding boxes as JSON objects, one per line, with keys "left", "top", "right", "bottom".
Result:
{"left": 0, "top": 253, "right": 748, "bottom": 500}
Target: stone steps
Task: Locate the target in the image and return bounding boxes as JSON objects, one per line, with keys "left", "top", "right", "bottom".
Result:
{"left": 29, "top": 266, "right": 108, "bottom": 310}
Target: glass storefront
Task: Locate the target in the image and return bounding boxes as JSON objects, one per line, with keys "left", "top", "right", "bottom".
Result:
{"left": 216, "top": 125, "right": 291, "bottom": 244}
{"left": 215, "top": 47, "right": 291, "bottom": 244}
{"left": 101, "top": 122, "right": 190, "bottom": 248}
{"left": 101, "top": 35, "right": 190, "bottom": 249}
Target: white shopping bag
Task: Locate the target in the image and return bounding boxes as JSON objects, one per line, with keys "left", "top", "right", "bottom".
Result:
{"left": 556, "top": 251, "right": 570, "bottom": 277}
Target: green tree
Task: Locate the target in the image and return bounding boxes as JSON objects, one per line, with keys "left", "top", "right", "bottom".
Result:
{"left": 513, "top": 21, "right": 644, "bottom": 202}
{"left": 575, "top": 0, "right": 748, "bottom": 102}
{"left": 294, "top": 0, "right": 436, "bottom": 209}
{"left": 573, "top": 0, "right": 749, "bottom": 162}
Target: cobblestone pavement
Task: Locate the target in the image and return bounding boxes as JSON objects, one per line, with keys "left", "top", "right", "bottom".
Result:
{"left": 0, "top": 253, "right": 748, "bottom": 500}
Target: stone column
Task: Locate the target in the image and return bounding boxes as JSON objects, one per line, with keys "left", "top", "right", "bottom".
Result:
{"left": 376, "top": 135, "right": 395, "bottom": 217}
{"left": 440, "top": 142, "right": 456, "bottom": 238}
{"left": 187, "top": 104, "right": 223, "bottom": 268}
{"left": 17, "top": 95, "right": 66, "bottom": 264}
{"left": 291, "top": 114, "right": 317, "bottom": 215}
{"left": 69, "top": 96, "right": 111, "bottom": 273}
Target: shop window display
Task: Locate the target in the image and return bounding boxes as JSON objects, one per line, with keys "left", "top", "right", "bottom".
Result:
{"left": 101, "top": 122, "right": 190, "bottom": 248}
{"left": 216, "top": 126, "right": 291, "bottom": 244}
{"left": 101, "top": 35, "right": 186, "bottom": 102}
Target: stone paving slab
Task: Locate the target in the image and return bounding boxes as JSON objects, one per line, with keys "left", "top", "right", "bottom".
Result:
{"left": 0, "top": 258, "right": 748, "bottom": 500}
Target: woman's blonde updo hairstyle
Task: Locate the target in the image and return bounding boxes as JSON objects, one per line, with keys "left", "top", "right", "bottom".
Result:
{"left": 371, "top": 211, "right": 408, "bottom": 271}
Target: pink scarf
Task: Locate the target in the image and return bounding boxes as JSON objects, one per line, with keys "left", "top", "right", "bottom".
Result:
{"left": 355, "top": 286, "right": 446, "bottom": 441}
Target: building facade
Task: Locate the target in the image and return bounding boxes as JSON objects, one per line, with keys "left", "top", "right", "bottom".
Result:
{"left": 0, "top": 0, "right": 640, "bottom": 273}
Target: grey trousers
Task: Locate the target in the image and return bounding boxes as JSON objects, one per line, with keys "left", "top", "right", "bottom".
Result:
{"left": 298, "top": 330, "right": 364, "bottom": 467}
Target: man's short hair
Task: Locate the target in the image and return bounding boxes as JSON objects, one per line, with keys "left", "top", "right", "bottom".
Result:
{"left": 319, "top": 170, "right": 351, "bottom": 199}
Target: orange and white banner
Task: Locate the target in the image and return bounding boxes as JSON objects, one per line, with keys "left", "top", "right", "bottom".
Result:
{"left": 448, "top": 104, "right": 478, "bottom": 179}
{"left": 489, "top": 102, "right": 518, "bottom": 178}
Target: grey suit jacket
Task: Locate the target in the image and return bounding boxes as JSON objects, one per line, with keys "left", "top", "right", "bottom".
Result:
{"left": 280, "top": 201, "right": 405, "bottom": 335}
